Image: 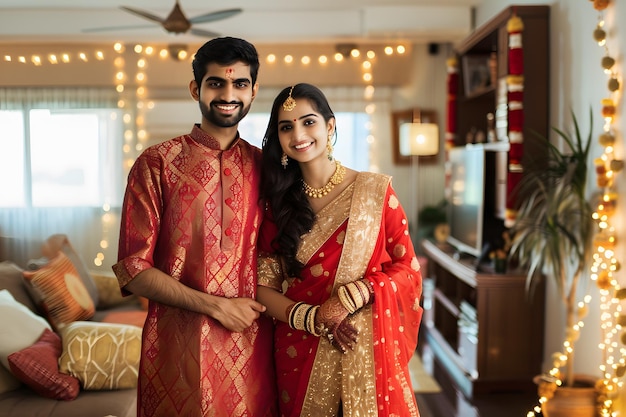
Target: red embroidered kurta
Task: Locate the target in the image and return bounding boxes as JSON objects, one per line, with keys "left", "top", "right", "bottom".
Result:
{"left": 259, "top": 173, "right": 422, "bottom": 417}
{"left": 114, "top": 125, "right": 277, "bottom": 417}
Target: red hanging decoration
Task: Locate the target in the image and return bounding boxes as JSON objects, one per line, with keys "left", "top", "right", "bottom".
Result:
{"left": 505, "top": 13, "right": 525, "bottom": 227}
{"left": 445, "top": 56, "right": 459, "bottom": 150}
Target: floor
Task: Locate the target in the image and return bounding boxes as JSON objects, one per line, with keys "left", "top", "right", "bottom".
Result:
{"left": 415, "top": 390, "right": 541, "bottom": 417}
{"left": 414, "top": 340, "right": 542, "bottom": 417}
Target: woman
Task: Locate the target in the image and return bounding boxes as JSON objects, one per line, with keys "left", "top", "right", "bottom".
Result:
{"left": 257, "top": 83, "right": 423, "bottom": 416}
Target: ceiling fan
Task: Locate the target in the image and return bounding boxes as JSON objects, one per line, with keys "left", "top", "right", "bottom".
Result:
{"left": 83, "top": 1, "right": 242, "bottom": 38}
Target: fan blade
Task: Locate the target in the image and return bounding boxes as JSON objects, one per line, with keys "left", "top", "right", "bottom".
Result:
{"left": 189, "top": 8, "right": 242, "bottom": 24}
{"left": 82, "top": 24, "right": 158, "bottom": 33}
{"left": 120, "top": 6, "right": 165, "bottom": 23}
{"left": 189, "top": 27, "right": 221, "bottom": 38}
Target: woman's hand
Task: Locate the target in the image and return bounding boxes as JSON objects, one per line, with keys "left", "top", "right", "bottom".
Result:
{"left": 316, "top": 296, "right": 358, "bottom": 353}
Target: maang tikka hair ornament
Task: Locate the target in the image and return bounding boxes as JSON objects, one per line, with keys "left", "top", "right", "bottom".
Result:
{"left": 282, "top": 86, "right": 296, "bottom": 111}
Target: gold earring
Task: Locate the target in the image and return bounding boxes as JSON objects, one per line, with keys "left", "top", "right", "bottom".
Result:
{"left": 281, "top": 152, "right": 289, "bottom": 169}
{"left": 326, "top": 135, "right": 334, "bottom": 161}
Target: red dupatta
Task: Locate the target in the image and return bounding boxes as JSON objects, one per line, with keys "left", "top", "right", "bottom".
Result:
{"left": 260, "top": 172, "right": 422, "bottom": 416}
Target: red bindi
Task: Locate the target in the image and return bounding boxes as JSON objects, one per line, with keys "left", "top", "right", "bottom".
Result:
{"left": 225, "top": 68, "right": 233, "bottom": 79}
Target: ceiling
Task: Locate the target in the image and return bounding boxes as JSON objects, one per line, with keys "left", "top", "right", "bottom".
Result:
{"left": 0, "top": 0, "right": 480, "bottom": 46}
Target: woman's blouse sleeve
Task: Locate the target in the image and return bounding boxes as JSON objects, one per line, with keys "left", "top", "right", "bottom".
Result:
{"left": 257, "top": 206, "right": 284, "bottom": 291}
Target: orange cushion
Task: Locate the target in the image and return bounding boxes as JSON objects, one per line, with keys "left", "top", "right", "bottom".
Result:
{"left": 40, "top": 234, "right": 99, "bottom": 306}
{"left": 101, "top": 311, "right": 147, "bottom": 328}
{"left": 8, "top": 328, "right": 80, "bottom": 400}
{"left": 23, "top": 252, "right": 95, "bottom": 329}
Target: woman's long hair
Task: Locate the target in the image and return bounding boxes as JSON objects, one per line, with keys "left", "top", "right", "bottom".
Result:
{"left": 260, "top": 83, "right": 337, "bottom": 276}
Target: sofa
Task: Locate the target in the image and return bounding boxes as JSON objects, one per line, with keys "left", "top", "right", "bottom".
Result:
{"left": 0, "top": 235, "right": 147, "bottom": 417}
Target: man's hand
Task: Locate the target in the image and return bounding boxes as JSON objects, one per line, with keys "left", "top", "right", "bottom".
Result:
{"left": 211, "top": 297, "right": 267, "bottom": 332}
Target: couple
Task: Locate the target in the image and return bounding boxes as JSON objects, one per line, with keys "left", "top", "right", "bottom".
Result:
{"left": 113, "top": 37, "right": 423, "bottom": 417}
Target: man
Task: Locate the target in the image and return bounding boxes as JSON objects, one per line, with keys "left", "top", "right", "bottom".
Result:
{"left": 113, "top": 37, "right": 277, "bottom": 417}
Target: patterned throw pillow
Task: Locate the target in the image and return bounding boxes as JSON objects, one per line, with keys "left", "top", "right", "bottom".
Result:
{"left": 41, "top": 234, "right": 99, "bottom": 307}
{"left": 58, "top": 321, "right": 141, "bottom": 390}
{"left": 0, "top": 289, "right": 51, "bottom": 369}
{"left": 0, "top": 289, "right": 52, "bottom": 394}
{"left": 23, "top": 251, "right": 95, "bottom": 329}
{"left": 8, "top": 328, "right": 80, "bottom": 400}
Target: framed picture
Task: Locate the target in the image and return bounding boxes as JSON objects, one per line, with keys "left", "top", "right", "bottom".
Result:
{"left": 462, "top": 54, "right": 493, "bottom": 96}
{"left": 390, "top": 108, "right": 437, "bottom": 165}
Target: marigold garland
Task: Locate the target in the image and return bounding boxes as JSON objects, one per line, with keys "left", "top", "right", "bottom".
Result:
{"left": 527, "top": 1, "right": 625, "bottom": 416}
{"left": 504, "top": 13, "right": 524, "bottom": 227}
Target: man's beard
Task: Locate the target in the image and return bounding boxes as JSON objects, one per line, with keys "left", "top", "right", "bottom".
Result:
{"left": 199, "top": 100, "right": 251, "bottom": 128}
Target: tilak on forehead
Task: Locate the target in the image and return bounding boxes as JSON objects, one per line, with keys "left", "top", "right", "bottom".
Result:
{"left": 225, "top": 68, "right": 234, "bottom": 79}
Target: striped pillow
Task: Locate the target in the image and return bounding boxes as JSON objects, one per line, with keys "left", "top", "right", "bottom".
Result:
{"left": 23, "top": 252, "right": 95, "bottom": 329}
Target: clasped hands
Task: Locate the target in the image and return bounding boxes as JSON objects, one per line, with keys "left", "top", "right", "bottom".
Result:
{"left": 287, "top": 279, "right": 374, "bottom": 354}
{"left": 315, "top": 296, "right": 358, "bottom": 353}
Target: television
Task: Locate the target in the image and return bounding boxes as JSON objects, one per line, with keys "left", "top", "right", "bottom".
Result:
{"left": 446, "top": 145, "right": 485, "bottom": 258}
{"left": 445, "top": 143, "right": 508, "bottom": 261}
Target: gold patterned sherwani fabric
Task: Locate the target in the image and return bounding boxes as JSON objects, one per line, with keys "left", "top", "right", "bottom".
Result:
{"left": 114, "top": 125, "right": 277, "bottom": 417}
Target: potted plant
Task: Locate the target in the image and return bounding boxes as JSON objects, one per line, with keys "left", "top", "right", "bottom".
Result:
{"left": 414, "top": 199, "right": 449, "bottom": 251}
{"left": 508, "top": 109, "right": 598, "bottom": 415}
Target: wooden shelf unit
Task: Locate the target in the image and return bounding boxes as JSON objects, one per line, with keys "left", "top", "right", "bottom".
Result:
{"left": 421, "top": 240, "right": 545, "bottom": 399}
{"left": 452, "top": 5, "right": 550, "bottom": 164}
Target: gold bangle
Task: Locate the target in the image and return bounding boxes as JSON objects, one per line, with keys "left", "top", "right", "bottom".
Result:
{"left": 354, "top": 280, "right": 371, "bottom": 306}
{"left": 338, "top": 286, "right": 357, "bottom": 314}
{"left": 306, "top": 305, "right": 321, "bottom": 336}
{"left": 294, "top": 303, "right": 309, "bottom": 331}
{"left": 286, "top": 301, "right": 300, "bottom": 327}
{"left": 345, "top": 282, "right": 365, "bottom": 311}
{"left": 288, "top": 302, "right": 308, "bottom": 331}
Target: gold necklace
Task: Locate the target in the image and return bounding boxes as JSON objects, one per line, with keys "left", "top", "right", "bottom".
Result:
{"left": 302, "top": 161, "right": 346, "bottom": 198}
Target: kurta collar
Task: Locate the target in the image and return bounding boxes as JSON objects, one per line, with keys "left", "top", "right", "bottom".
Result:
{"left": 189, "top": 124, "right": 240, "bottom": 150}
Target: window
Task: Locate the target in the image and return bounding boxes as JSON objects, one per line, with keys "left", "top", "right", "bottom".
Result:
{"left": 0, "top": 108, "right": 124, "bottom": 208}
{"left": 238, "top": 112, "right": 370, "bottom": 171}
{"left": 0, "top": 111, "right": 25, "bottom": 207}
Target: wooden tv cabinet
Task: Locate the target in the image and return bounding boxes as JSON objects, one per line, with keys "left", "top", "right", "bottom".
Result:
{"left": 420, "top": 239, "right": 545, "bottom": 399}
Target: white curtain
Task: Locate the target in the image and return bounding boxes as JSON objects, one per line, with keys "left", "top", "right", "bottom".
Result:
{"left": 0, "top": 87, "right": 121, "bottom": 274}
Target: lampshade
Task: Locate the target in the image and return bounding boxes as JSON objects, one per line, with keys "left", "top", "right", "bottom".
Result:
{"left": 399, "top": 122, "right": 439, "bottom": 156}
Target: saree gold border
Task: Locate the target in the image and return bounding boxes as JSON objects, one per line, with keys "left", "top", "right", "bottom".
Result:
{"left": 296, "top": 183, "right": 354, "bottom": 265}
{"left": 301, "top": 173, "right": 389, "bottom": 416}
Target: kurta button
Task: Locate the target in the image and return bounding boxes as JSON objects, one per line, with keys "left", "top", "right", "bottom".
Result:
{"left": 225, "top": 228, "right": 232, "bottom": 236}
{"left": 224, "top": 168, "right": 231, "bottom": 176}
{"left": 225, "top": 197, "right": 233, "bottom": 205}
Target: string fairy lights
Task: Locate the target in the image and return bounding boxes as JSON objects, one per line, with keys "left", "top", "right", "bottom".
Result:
{"left": 527, "top": 1, "right": 625, "bottom": 416}
{"left": 588, "top": 0, "right": 626, "bottom": 416}
{"left": 3, "top": 40, "right": 407, "bottom": 269}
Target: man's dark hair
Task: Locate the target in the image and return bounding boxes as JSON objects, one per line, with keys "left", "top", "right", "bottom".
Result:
{"left": 192, "top": 37, "right": 260, "bottom": 86}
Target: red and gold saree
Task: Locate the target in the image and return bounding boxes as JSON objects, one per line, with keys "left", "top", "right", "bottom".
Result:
{"left": 259, "top": 172, "right": 423, "bottom": 416}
